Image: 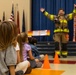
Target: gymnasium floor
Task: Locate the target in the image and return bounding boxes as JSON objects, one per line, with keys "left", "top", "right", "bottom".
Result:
{"left": 26, "top": 56, "right": 76, "bottom": 75}
{"left": 49, "top": 56, "right": 76, "bottom": 75}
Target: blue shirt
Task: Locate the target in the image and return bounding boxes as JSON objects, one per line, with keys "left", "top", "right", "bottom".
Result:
{"left": 29, "top": 44, "right": 40, "bottom": 59}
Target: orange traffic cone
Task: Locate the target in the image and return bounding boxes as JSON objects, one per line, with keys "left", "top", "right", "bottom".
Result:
{"left": 42, "top": 54, "right": 51, "bottom": 69}
{"left": 54, "top": 52, "right": 60, "bottom": 64}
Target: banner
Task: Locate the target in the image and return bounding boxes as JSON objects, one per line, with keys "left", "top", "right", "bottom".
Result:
{"left": 28, "top": 30, "right": 50, "bottom": 37}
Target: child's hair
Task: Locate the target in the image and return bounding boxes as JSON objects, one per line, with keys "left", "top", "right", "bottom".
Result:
{"left": 28, "top": 37, "right": 37, "bottom": 45}
{"left": 17, "top": 32, "right": 28, "bottom": 61}
{"left": 0, "top": 21, "right": 18, "bottom": 50}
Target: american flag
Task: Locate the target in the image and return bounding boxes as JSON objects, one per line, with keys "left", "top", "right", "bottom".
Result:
{"left": 8, "top": 3, "right": 14, "bottom": 21}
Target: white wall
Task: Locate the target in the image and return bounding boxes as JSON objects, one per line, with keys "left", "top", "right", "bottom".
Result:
{"left": 0, "top": 0, "right": 31, "bottom": 32}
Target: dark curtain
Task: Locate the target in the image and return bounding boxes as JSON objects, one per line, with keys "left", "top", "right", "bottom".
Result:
{"left": 32, "top": 0, "right": 76, "bottom": 41}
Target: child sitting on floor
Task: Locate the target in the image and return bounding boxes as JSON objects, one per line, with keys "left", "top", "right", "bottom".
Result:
{"left": 28, "top": 37, "right": 44, "bottom": 61}
{"left": 17, "top": 32, "right": 42, "bottom": 68}
{"left": 12, "top": 37, "right": 31, "bottom": 74}
{"left": 0, "top": 21, "right": 18, "bottom": 75}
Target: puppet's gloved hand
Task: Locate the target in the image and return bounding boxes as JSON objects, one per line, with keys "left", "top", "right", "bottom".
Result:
{"left": 40, "top": 8, "right": 45, "bottom": 12}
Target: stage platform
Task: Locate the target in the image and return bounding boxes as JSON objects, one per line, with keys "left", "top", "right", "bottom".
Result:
{"left": 36, "top": 41, "right": 76, "bottom": 56}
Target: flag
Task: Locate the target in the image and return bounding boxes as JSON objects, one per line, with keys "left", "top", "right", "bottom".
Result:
{"left": 17, "top": 10, "right": 20, "bottom": 33}
{"left": 3, "top": 11, "right": 5, "bottom": 21}
{"left": 22, "top": 10, "right": 25, "bottom": 32}
{"left": 73, "top": 16, "right": 76, "bottom": 42}
{"left": 8, "top": 3, "right": 14, "bottom": 21}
